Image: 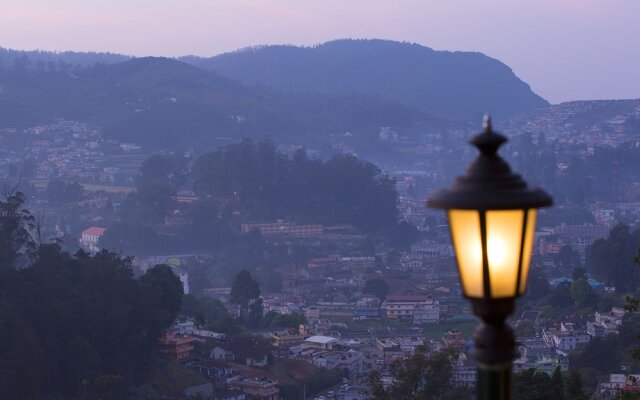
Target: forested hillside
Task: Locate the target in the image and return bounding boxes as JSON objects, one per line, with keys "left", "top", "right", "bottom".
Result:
{"left": 187, "top": 39, "right": 548, "bottom": 120}
{"left": 0, "top": 56, "right": 440, "bottom": 148}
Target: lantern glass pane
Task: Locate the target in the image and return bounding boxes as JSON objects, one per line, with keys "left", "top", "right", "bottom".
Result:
{"left": 448, "top": 210, "right": 483, "bottom": 298}
{"left": 518, "top": 209, "right": 538, "bottom": 295}
{"left": 486, "top": 210, "right": 525, "bottom": 298}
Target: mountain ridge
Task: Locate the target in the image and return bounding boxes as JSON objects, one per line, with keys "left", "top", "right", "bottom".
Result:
{"left": 0, "top": 56, "right": 443, "bottom": 148}
{"left": 2, "top": 39, "right": 548, "bottom": 120}
{"left": 184, "top": 39, "right": 549, "bottom": 120}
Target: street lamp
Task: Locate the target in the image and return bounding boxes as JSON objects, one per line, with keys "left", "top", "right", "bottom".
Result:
{"left": 427, "top": 116, "right": 552, "bottom": 400}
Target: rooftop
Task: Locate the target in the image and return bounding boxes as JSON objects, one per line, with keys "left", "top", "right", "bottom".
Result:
{"left": 82, "top": 226, "right": 106, "bottom": 236}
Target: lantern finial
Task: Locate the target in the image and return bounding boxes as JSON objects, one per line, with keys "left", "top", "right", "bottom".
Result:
{"left": 471, "top": 114, "right": 507, "bottom": 157}
{"left": 483, "top": 113, "right": 492, "bottom": 131}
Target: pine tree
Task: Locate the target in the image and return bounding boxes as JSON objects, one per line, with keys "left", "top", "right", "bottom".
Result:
{"left": 566, "top": 369, "right": 588, "bottom": 400}
{"left": 550, "top": 366, "right": 565, "bottom": 400}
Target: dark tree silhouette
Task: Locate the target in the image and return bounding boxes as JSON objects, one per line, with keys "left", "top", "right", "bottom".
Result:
{"left": 230, "top": 269, "right": 261, "bottom": 309}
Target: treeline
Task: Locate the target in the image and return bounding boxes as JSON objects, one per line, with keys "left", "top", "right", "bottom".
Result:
{"left": 587, "top": 224, "right": 640, "bottom": 293}
{"left": 102, "top": 139, "right": 408, "bottom": 256}
{"left": 364, "top": 345, "right": 591, "bottom": 400}
{"left": 0, "top": 191, "right": 183, "bottom": 399}
{"left": 521, "top": 224, "right": 640, "bottom": 321}
{"left": 181, "top": 269, "right": 307, "bottom": 334}
{"left": 0, "top": 48, "right": 130, "bottom": 70}
{"left": 192, "top": 139, "right": 399, "bottom": 231}
{"left": 512, "top": 367, "right": 588, "bottom": 400}
{"left": 367, "top": 347, "right": 472, "bottom": 400}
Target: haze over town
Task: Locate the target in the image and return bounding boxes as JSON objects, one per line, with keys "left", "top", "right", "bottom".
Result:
{"left": 1, "top": 2, "right": 640, "bottom": 400}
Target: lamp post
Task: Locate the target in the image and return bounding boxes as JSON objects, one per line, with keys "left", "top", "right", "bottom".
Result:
{"left": 427, "top": 116, "right": 552, "bottom": 400}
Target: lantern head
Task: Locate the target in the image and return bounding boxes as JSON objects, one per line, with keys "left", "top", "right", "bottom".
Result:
{"left": 427, "top": 116, "right": 552, "bottom": 299}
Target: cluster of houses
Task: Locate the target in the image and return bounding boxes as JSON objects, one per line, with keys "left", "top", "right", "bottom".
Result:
{"left": 157, "top": 314, "right": 483, "bottom": 400}
{"left": 512, "top": 307, "right": 628, "bottom": 377}
{"left": 0, "top": 119, "right": 145, "bottom": 185}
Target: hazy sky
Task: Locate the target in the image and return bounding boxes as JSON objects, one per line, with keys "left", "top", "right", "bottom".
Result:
{"left": 1, "top": 0, "right": 639, "bottom": 104}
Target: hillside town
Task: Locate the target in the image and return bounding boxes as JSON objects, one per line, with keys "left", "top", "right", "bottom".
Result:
{"left": 1, "top": 108, "right": 640, "bottom": 399}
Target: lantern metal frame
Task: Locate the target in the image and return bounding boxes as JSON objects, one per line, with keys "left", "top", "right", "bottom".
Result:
{"left": 428, "top": 116, "right": 552, "bottom": 300}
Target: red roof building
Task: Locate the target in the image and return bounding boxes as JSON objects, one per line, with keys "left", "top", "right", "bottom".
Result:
{"left": 80, "top": 226, "right": 106, "bottom": 253}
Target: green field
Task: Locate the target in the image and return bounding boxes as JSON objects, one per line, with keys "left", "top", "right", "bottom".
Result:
{"left": 30, "top": 180, "right": 135, "bottom": 194}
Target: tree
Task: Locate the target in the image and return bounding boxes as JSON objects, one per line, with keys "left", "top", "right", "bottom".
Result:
{"left": 512, "top": 368, "right": 551, "bottom": 400}
{"left": 587, "top": 224, "right": 640, "bottom": 293}
{"left": 44, "top": 179, "right": 83, "bottom": 203}
{"left": 230, "top": 270, "right": 261, "bottom": 309}
{"left": 181, "top": 295, "right": 236, "bottom": 333}
{"left": 138, "top": 264, "right": 184, "bottom": 325}
{"left": 565, "top": 369, "right": 588, "bottom": 400}
{"left": 544, "top": 285, "right": 573, "bottom": 309}
{"left": 572, "top": 266, "right": 587, "bottom": 281}
{"left": 515, "top": 320, "right": 536, "bottom": 339}
{"left": 384, "top": 221, "right": 420, "bottom": 249}
{"left": 550, "top": 366, "right": 565, "bottom": 400}
{"left": 246, "top": 298, "right": 264, "bottom": 328}
{"left": 557, "top": 245, "right": 574, "bottom": 270}
{"left": 527, "top": 268, "right": 550, "bottom": 300}
{"left": 363, "top": 278, "right": 389, "bottom": 300}
{"left": 99, "top": 222, "right": 167, "bottom": 255}
{"left": 368, "top": 348, "right": 469, "bottom": 400}
{"left": 0, "top": 188, "right": 38, "bottom": 268}
{"left": 0, "top": 244, "right": 183, "bottom": 399}
{"left": 569, "top": 334, "right": 620, "bottom": 376}
{"left": 120, "top": 153, "right": 188, "bottom": 225}
{"left": 191, "top": 140, "right": 400, "bottom": 232}
{"left": 260, "top": 312, "right": 307, "bottom": 329}
{"left": 194, "top": 311, "right": 205, "bottom": 328}
{"left": 570, "top": 278, "right": 596, "bottom": 308}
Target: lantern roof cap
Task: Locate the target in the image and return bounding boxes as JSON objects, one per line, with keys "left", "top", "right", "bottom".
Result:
{"left": 427, "top": 115, "right": 552, "bottom": 210}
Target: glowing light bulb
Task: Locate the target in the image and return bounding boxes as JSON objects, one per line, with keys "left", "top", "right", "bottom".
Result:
{"left": 488, "top": 236, "right": 507, "bottom": 266}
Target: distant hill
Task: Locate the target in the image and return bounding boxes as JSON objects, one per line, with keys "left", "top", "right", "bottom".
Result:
{"left": 0, "top": 47, "right": 131, "bottom": 69}
{"left": 184, "top": 39, "right": 549, "bottom": 120}
{"left": 506, "top": 99, "right": 640, "bottom": 135}
{"left": 0, "top": 57, "right": 442, "bottom": 148}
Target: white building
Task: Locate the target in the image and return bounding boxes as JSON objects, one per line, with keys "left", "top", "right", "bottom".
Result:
{"left": 381, "top": 295, "right": 440, "bottom": 324}
{"left": 178, "top": 272, "right": 190, "bottom": 294}
{"left": 302, "top": 335, "right": 338, "bottom": 350}
{"left": 597, "top": 374, "right": 640, "bottom": 398}
{"left": 80, "top": 226, "right": 106, "bottom": 253}
{"left": 542, "top": 322, "right": 590, "bottom": 352}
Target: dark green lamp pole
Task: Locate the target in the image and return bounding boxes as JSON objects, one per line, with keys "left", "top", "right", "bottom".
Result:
{"left": 427, "top": 116, "right": 552, "bottom": 400}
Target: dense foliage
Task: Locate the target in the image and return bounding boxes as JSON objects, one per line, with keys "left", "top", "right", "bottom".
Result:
{"left": 230, "top": 269, "right": 261, "bottom": 309}
{"left": 0, "top": 193, "right": 183, "bottom": 399}
{"left": 279, "top": 367, "right": 345, "bottom": 400}
{"left": 587, "top": 224, "right": 640, "bottom": 293}
{"left": 45, "top": 179, "right": 84, "bottom": 203}
{"left": 512, "top": 367, "right": 588, "bottom": 400}
{"left": 0, "top": 189, "right": 38, "bottom": 268}
{"left": 101, "top": 140, "right": 410, "bottom": 260}
{"left": 181, "top": 295, "right": 239, "bottom": 334}
{"left": 192, "top": 139, "right": 399, "bottom": 231}
{"left": 367, "top": 347, "right": 471, "bottom": 400}
{"left": 363, "top": 278, "right": 389, "bottom": 300}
